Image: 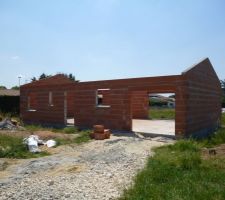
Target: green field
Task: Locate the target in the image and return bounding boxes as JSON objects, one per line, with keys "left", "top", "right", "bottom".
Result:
{"left": 119, "top": 113, "right": 225, "bottom": 200}
{"left": 148, "top": 107, "right": 175, "bottom": 120}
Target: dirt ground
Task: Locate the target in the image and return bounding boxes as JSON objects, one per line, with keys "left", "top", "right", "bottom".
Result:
{"left": 201, "top": 144, "right": 225, "bottom": 159}
{"left": 0, "top": 129, "right": 77, "bottom": 140}
{"left": 0, "top": 131, "right": 174, "bottom": 200}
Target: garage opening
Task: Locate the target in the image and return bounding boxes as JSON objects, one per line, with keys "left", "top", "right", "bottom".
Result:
{"left": 132, "top": 92, "right": 175, "bottom": 137}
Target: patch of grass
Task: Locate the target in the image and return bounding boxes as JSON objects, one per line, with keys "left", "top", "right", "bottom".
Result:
{"left": 119, "top": 139, "right": 225, "bottom": 200}
{"left": 25, "top": 124, "right": 79, "bottom": 134}
{"left": 25, "top": 124, "right": 48, "bottom": 132}
{"left": 0, "top": 134, "right": 49, "bottom": 159}
{"left": 149, "top": 107, "right": 175, "bottom": 120}
{"left": 73, "top": 130, "right": 91, "bottom": 144}
{"left": 200, "top": 128, "right": 225, "bottom": 148}
{"left": 56, "top": 130, "right": 91, "bottom": 145}
{"left": 53, "top": 126, "right": 79, "bottom": 134}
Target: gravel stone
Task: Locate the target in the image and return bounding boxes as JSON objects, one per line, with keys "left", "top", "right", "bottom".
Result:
{"left": 0, "top": 134, "right": 173, "bottom": 200}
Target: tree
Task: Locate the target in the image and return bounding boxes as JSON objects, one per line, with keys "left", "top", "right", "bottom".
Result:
{"left": 69, "top": 73, "right": 75, "bottom": 81}
{"left": 31, "top": 77, "right": 37, "bottom": 82}
{"left": 66, "top": 73, "right": 75, "bottom": 81}
{"left": 39, "top": 73, "right": 49, "bottom": 80}
{"left": 0, "top": 86, "right": 7, "bottom": 90}
{"left": 11, "top": 86, "right": 19, "bottom": 90}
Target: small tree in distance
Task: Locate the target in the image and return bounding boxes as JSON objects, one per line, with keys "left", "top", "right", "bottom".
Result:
{"left": 0, "top": 86, "right": 7, "bottom": 90}
{"left": 11, "top": 86, "right": 19, "bottom": 90}
{"left": 31, "top": 77, "right": 37, "bottom": 82}
{"left": 39, "top": 73, "right": 51, "bottom": 80}
{"left": 30, "top": 73, "right": 77, "bottom": 83}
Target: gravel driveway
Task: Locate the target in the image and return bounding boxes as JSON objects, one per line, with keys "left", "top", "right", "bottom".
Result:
{"left": 0, "top": 133, "right": 173, "bottom": 200}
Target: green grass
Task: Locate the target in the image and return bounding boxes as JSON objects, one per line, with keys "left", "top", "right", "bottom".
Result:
{"left": 25, "top": 124, "right": 79, "bottom": 134}
{"left": 0, "top": 134, "right": 49, "bottom": 159}
{"left": 25, "top": 124, "right": 91, "bottom": 147}
{"left": 199, "top": 113, "right": 225, "bottom": 148}
{"left": 55, "top": 130, "right": 91, "bottom": 145}
{"left": 149, "top": 107, "right": 175, "bottom": 120}
{"left": 119, "top": 139, "right": 225, "bottom": 200}
{"left": 119, "top": 115, "right": 225, "bottom": 200}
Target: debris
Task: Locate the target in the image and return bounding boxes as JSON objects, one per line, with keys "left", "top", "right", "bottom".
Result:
{"left": 0, "top": 118, "right": 24, "bottom": 130}
{"left": 0, "top": 118, "right": 17, "bottom": 130}
{"left": 46, "top": 140, "right": 57, "bottom": 148}
{"left": 23, "top": 135, "right": 42, "bottom": 153}
{"left": 23, "top": 135, "right": 56, "bottom": 153}
{"left": 11, "top": 119, "right": 18, "bottom": 126}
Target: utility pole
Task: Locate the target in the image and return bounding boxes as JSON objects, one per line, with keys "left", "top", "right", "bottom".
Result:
{"left": 18, "top": 75, "right": 22, "bottom": 87}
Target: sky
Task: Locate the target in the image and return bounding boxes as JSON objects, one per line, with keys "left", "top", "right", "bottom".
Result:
{"left": 0, "top": 0, "right": 225, "bottom": 88}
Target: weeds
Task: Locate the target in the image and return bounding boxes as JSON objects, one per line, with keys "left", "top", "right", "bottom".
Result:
{"left": 0, "top": 134, "right": 49, "bottom": 159}
{"left": 149, "top": 107, "right": 175, "bottom": 120}
{"left": 119, "top": 115, "right": 225, "bottom": 200}
{"left": 56, "top": 130, "right": 91, "bottom": 145}
{"left": 25, "top": 124, "right": 79, "bottom": 134}
{"left": 119, "top": 139, "right": 225, "bottom": 200}
{"left": 73, "top": 130, "right": 91, "bottom": 144}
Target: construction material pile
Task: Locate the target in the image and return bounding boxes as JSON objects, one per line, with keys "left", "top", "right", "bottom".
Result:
{"left": 90, "top": 125, "right": 111, "bottom": 140}
{"left": 0, "top": 118, "right": 19, "bottom": 130}
{"left": 23, "top": 135, "right": 57, "bottom": 153}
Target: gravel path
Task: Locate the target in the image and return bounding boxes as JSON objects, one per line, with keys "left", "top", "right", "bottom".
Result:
{"left": 0, "top": 134, "right": 173, "bottom": 200}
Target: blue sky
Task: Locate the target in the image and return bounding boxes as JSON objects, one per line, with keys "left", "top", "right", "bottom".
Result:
{"left": 0, "top": 0, "right": 225, "bottom": 88}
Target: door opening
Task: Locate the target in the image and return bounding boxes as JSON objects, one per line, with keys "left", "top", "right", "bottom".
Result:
{"left": 132, "top": 92, "right": 175, "bottom": 137}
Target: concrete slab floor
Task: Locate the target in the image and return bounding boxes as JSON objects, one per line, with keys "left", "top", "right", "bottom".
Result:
{"left": 67, "top": 118, "right": 75, "bottom": 125}
{"left": 132, "top": 119, "right": 175, "bottom": 136}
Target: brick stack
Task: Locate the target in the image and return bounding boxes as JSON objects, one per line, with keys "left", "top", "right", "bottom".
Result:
{"left": 90, "top": 125, "right": 111, "bottom": 140}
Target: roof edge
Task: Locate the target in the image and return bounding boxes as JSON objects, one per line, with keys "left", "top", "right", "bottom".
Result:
{"left": 181, "top": 57, "right": 209, "bottom": 75}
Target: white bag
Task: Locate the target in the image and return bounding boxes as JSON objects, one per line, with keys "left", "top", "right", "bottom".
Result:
{"left": 46, "top": 140, "right": 57, "bottom": 148}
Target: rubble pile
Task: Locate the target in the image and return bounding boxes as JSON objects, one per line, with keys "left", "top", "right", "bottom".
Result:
{"left": 0, "top": 118, "right": 18, "bottom": 130}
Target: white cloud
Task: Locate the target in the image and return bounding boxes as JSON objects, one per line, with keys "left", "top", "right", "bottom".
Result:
{"left": 11, "top": 56, "right": 20, "bottom": 60}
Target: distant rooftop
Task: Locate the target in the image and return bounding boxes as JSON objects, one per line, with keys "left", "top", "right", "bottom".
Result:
{"left": 0, "top": 89, "right": 20, "bottom": 96}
